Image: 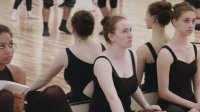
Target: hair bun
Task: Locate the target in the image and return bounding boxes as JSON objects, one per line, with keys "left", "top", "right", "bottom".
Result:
{"left": 159, "top": 1, "right": 172, "bottom": 11}
{"left": 101, "top": 16, "right": 110, "bottom": 26}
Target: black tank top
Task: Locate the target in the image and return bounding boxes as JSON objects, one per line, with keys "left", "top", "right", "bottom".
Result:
{"left": 158, "top": 44, "right": 197, "bottom": 110}
{"left": 141, "top": 42, "right": 158, "bottom": 93}
{"left": 89, "top": 50, "right": 138, "bottom": 112}
{"left": 0, "top": 66, "right": 14, "bottom": 81}
{"left": 64, "top": 44, "right": 105, "bottom": 105}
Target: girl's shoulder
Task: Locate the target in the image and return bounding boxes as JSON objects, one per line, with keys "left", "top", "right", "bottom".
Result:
{"left": 7, "top": 65, "right": 26, "bottom": 84}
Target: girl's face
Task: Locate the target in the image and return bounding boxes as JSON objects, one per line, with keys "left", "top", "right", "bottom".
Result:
{"left": 145, "top": 11, "right": 154, "bottom": 29}
{"left": 0, "top": 32, "right": 14, "bottom": 65}
{"left": 111, "top": 19, "right": 133, "bottom": 48}
{"left": 174, "top": 11, "right": 196, "bottom": 36}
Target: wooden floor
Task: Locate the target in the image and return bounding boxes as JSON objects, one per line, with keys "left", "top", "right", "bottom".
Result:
{"left": 0, "top": 0, "right": 197, "bottom": 92}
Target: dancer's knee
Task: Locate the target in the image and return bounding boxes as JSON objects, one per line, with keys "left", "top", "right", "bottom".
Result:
{"left": 43, "top": 0, "right": 53, "bottom": 9}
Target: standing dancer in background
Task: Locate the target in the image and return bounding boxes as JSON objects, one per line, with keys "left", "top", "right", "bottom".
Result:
{"left": 42, "top": 0, "right": 75, "bottom": 36}
{"left": 11, "top": 0, "right": 37, "bottom": 21}
{"left": 97, "top": 0, "right": 118, "bottom": 35}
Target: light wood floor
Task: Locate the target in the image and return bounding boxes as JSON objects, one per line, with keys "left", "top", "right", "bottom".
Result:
{"left": 0, "top": 0, "right": 197, "bottom": 92}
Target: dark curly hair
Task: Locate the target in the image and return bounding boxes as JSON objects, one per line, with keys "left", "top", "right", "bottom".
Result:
{"left": 71, "top": 10, "right": 94, "bottom": 39}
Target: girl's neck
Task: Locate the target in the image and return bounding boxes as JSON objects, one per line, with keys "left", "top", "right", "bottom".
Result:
{"left": 74, "top": 35, "right": 92, "bottom": 45}
{"left": 172, "top": 31, "right": 189, "bottom": 47}
{"left": 152, "top": 25, "right": 168, "bottom": 41}
{"left": 0, "top": 65, "right": 6, "bottom": 71}
{"left": 107, "top": 45, "right": 128, "bottom": 60}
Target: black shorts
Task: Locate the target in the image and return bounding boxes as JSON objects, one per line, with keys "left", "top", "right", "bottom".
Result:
{"left": 43, "top": 0, "right": 54, "bottom": 8}
{"left": 62, "top": 0, "right": 76, "bottom": 7}
{"left": 43, "top": 0, "right": 76, "bottom": 8}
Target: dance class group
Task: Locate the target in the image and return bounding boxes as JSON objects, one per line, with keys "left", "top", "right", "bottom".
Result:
{"left": 1, "top": 0, "right": 200, "bottom": 112}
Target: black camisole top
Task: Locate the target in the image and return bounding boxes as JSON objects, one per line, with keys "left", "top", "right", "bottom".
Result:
{"left": 0, "top": 66, "right": 14, "bottom": 82}
{"left": 64, "top": 44, "right": 106, "bottom": 105}
{"left": 141, "top": 42, "right": 158, "bottom": 93}
{"left": 89, "top": 50, "right": 138, "bottom": 112}
{"left": 158, "top": 44, "right": 197, "bottom": 111}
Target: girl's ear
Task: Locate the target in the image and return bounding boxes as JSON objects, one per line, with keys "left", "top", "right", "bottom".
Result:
{"left": 108, "top": 33, "right": 115, "bottom": 43}
{"left": 172, "top": 19, "right": 177, "bottom": 27}
{"left": 152, "top": 15, "right": 157, "bottom": 23}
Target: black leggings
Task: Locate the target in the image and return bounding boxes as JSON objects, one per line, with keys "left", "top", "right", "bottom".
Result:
{"left": 165, "top": 105, "right": 187, "bottom": 112}
{"left": 25, "top": 85, "right": 72, "bottom": 112}
{"left": 0, "top": 90, "right": 14, "bottom": 112}
{"left": 97, "top": 0, "right": 117, "bottom": 8}
{"left": 13, "top": 0, "right": 32, "bottom": 11}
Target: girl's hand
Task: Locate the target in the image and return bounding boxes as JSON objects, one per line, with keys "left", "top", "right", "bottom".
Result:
{"left": 189, "top": 108, "right": 199, "bottom": 112}
{"left": 190, "top": 103, "right": 200, "bottom": 112}
{"left": 145, "top": 105, "right": 162, "bottom": 112}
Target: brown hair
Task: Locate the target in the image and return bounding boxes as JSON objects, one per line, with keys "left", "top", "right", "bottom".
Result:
{"left": 171, "top": 2, "right": 195, "bottom": 21}
{"left": 148, "top": 0, "right": 172, "bottom": 26}
{"left": 0, "top": 24, "right": 12, "bottom": 37}
{"left": 71, "top": 10, "right": 94, "bottom": 39}
{"left": 102, "top": 16, "right": 126, "bottom": 44}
